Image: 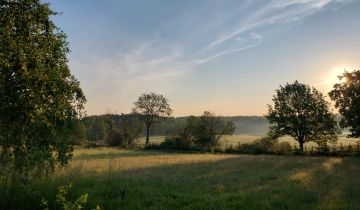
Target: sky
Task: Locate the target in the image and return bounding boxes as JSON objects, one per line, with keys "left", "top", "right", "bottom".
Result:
{"left": 47, "top": 0, "right": 360, "bottom": 116}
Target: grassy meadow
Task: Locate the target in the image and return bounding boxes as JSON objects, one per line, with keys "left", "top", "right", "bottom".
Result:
{"left": 2, "top": 146, "right": 360, "bottom": 210}
{"left": 137, "top": 135, "right": 359, "bottom": 149}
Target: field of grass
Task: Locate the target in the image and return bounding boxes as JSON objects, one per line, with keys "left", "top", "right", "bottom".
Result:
{"left": 2, "top": 147, "right": 360, "bottom": 209}
{"left": 137, "top": 135, "right": 359, "bottom": 149}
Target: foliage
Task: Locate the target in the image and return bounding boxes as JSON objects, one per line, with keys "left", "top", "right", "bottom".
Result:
{"left": 81, "top": 115, "right": 269, "bottom": 139}
{"left": 55, "top": 182, "right": 89, "bottom": 210}
{"left": 266, "top": 81, "right": 340, "bottom": 151}
{"left": 104, "top": 114, "right": 143, "bottom": 147}
{"left": 0, "top": 0, "right": 86, "bottom": 175}
{"left": 105, "top": 128, "right": 124, "bottom": 147}
{"left": 151, "top": 111, "right": 235, "bottom": 150}
{"left": 86, "top": 118, "right": 106, "bottom": 142}
{"left": 155, "top": 136, "right": 194, "bottom": 150}
{"left": 183, "top": 111, "right": 236, "bottom": 149}
{"left": 40, "top": 182, "right": 101, "bottom": 210}
{"left": 235, "top": 137, "right": 292, "bottom": 155}
{"left": 132, "top": 93, "right": 172, "bottom": 145}
{"left": 118, "top": 114, "right": 143, "bottom": 146}
{"left": 329, "top": 70, "right": 360, "bottom": 138}
{"left": 71, "top": 120, "right": 87, "bottom": 145}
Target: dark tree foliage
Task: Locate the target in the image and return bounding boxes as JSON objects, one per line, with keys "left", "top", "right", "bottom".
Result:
{"left": 181, "top": 111, "right": 235, "bottom": 149}
{"left": 105, "top": 114, "right": 143, "bottom": 147}
{"left": 0, "top": 0, "right": 86, "bottom": 174}
{"left": 329, "top": 70, "right": 360, "bottom": 138}
{"left": 132, "top": 93, "right": 172, "bottom": 145}
{"left": 266, "top": 81, "right": 339, "bottom": 151}
{"left": 86, "top": 118, "right": 106, "bottom": 141}
{"left": 70, "top": 120, "right": 87, "bottom": 145}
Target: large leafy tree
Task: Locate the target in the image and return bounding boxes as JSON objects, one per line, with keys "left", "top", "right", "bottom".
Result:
{"left": 182, "top": 111, "right": 235, "bottom": 148}
{"left": 132, "top": 93, "right": 172, "bottom": 145}
{"left": 0, "top": 0, "right": 86, "bottom": 174}
{"left": 329, "top": 70, "right": 360, "bottom": 137}
{"left": 266, "top": 81, "right": 339, "bottom": 151}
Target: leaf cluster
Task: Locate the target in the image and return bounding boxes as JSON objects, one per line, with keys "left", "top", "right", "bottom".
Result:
{"left": 329, "top": 70, "right": 360, "bottom": 137}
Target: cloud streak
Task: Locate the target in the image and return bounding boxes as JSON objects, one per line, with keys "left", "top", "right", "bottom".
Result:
{"left": 65, "top": 0, "right": 357, "bottom": 114}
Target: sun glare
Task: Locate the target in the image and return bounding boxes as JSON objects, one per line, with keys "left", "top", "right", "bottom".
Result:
{"left": 324, "top": 66, "right": 349, "bottom": 87}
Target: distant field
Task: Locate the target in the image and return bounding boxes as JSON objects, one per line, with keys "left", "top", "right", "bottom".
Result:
{"left": 2, "top": 148, "right": 360, "bottom": 209}
{"left": 136, "top": 135, "right": 359, "bottom": 149}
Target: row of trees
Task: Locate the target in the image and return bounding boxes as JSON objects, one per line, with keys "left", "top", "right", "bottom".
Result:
{"left": 71, "top": 115, "right": 267, "bottom": 145}
{"left": 130, "top": 72, "right": 360, "bottom": 153}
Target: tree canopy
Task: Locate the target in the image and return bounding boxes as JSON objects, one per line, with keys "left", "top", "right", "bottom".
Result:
{"left": 182, "top": 111, "right": 235, "bottom": 148}
{"left": 329, "top": 70, "right": 360, "bottom": 138}
{"left": 132, "top": 93, "right": 172, "bottom": 145}
{"left": 0, "top": 0, "right": 86, "bottom": 174}
{"left": 266, "top": 81, "right": 339, "bottom": 151}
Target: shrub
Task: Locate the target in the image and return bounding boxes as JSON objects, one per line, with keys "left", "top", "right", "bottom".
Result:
{"left": 41, "top": 182, "right": 101, "bottom": 210}
{"left": 158, "top": 136, "right": 194, "bottom": 150}
{"left": 270, "top": 141, "right": 292, "bottom": 155}
{"left": 236, "top": 137, "right": 294, "bottom": 155}
{"left": 106, "top": 128, "right": 125, "bottom": 147}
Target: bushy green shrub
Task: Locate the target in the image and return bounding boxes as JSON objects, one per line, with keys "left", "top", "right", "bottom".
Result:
{"left": 41, "top": 182, "right": 101, "bottom": 210}
{"left": 158, "top": 136, "right": 194, "bottom": 150}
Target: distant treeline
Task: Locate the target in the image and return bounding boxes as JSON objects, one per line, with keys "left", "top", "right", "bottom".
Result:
{"left": 77, "top": 114, "right": 269, "bottom": 143}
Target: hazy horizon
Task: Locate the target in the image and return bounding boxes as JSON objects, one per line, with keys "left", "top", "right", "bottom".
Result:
{"left": 49, "top": 0, "right": 360, "bottom": 116}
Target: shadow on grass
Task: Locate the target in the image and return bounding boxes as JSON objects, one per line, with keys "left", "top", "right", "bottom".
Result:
{"left": 72, "top": 148, "right": 197, "bottom": 160}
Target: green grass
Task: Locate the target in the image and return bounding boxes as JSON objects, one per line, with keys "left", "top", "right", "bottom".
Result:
{"left": 1, "top": 148, "right": 360, "bottom": 210}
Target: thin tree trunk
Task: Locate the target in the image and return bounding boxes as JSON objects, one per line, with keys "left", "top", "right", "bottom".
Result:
{"left": 146, "top": 125, "right": 150, "bottom": 145}
{"left": 299, "top": 141, "right": 304, "bottom": 152}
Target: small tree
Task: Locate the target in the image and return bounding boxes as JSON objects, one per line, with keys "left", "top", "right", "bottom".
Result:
{"left": 132, "top": 93, "right": 172, "bottom": 145}
{"left": 182, "top": 111, "right": 235, "bottom": 149}
{"left": 119, "top": 114, "right": 143, "bottom": 146}
{"left": 266, "top": 81, "right": 340, "bottom": 151}
{"left": 329, "top": 70, "right": 360, "bottom": 138}
{"left": 105, "top": 114, "right": 143, "bottom": 147}
{"left": 0, "top": 0, "right": 86, "bottom": 174}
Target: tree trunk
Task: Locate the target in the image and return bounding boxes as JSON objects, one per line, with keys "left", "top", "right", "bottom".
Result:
{"left": 146, "top": 125, "right": 150, "bottom": 145}
{"left": 299, "top": 141, "right": 304, "bottom": 152}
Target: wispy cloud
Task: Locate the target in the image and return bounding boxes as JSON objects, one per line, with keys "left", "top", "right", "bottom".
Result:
{"left": 196, "top": 33, "right": 263, "bottom": 64}
{"left": 67, "top": 0, "right": 357, "bottom": 114}
{"left": 199, "top": 0, "right": 350, "bottom": 58}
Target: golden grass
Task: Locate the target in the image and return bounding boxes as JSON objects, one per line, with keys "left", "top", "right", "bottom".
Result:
{"left": 64, "top": 149, "right": 240, "bottom": 175}
{"left": 134, "top": 135, "right": 359, "bottom": 149}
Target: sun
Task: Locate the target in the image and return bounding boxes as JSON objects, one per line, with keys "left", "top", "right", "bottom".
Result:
{"left": 324, "top": 66, "right": 348, "bottom": 86}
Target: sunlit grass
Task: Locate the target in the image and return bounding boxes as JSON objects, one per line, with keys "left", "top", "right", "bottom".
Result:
{"left": 2, "top": 148, "right": 360, "bottom": 209}
{"left": 136, "top": 135, "right": 359, "bottom": 149}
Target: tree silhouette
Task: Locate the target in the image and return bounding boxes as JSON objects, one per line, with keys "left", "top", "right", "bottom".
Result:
{"left": 329, "top": 70, "right": 360, "bottom": 137}
{"left": 266, "top": 81, "right": 339, "bottom": 151}
{"left": 132, "top": 93, "right": 172, "bottom": 145}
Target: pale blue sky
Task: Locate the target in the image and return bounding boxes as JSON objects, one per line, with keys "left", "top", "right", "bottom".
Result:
{"left": 48, "top": 0, "right": 360, "bottom": 116}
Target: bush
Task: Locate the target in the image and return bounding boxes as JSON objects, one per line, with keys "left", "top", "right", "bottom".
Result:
{"left": 106, "top": 129, "right": 125, "bottom": 147}
{"left": 158, "top": 136, "right": 194, "bottom": 150}
{"left": 270, "top": 142, "right": 292, "bottom": 155}
{"left": 236, "top": 137, "right": 293, "bottom": 155}
{"left": 41, "top": 182, "right": 101, "bottom": 210}
{"left": 237, "top": 137, "right": 276, "bottom": 154}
